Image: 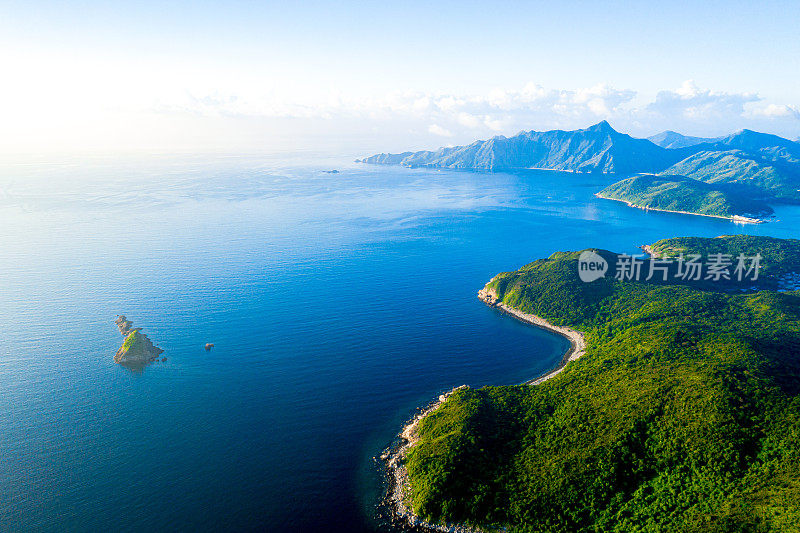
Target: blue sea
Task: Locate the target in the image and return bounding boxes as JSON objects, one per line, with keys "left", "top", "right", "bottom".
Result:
{"left": 2, "top": 153, "right": 800, "bottom": 532}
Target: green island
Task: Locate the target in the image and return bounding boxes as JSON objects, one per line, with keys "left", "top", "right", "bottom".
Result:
{"left": 597, "top": 174, "right": 774, "bottom": 221}
{"left": 113, "top": 315, "right": 165, "bottom": 364}
{"left": 399, "top": 235, "right": 800, "bottom": 532}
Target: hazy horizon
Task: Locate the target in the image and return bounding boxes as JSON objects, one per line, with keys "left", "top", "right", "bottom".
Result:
{"left": 2, "top": 1, "right": 799, "bottom": 156}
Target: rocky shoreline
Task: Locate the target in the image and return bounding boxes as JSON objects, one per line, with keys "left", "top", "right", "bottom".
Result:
{"left": 114, "top": 315, "right": 165, "bottom": 365}
{"left": 380, "top": 285, "right": 588, "bottom": 532}
{"left": 381, "top": 385, "right": 490, "bottom": 533}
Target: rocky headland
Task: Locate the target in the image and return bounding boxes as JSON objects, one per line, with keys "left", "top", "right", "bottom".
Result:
{"left": 114, "top": 315, "right": 164, "bottom": 364}
{"left": 382, "top": 385, "right": 488, "bottom": 533}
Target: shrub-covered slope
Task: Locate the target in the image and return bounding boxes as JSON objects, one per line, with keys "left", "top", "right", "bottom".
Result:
{"left": 659, "top": 150, "right": 800, "bottom": 202}
{"left": 597, "top": 174, "right": 774, "bottom": 219}
{"left": 404, "top": 236, "right": 800, "bottom": 532}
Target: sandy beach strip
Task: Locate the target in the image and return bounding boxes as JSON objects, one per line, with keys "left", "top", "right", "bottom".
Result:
{"left": 477, "top": 287, "right": 586, "bottom": 385}
{"left": 594, "top": 193, "right": 765, "bottom": 224}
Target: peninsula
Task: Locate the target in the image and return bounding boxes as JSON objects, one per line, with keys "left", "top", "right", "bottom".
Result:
{"left": 596, "top": 174, "right": 774, "bottom": 222}
{"left": 388, "top": 235, "right": 800, "bottom": 531}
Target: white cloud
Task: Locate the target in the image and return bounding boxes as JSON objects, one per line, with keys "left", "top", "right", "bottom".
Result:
{"left": 646, "top": 80, "right": 760, "bottom": 121}
{"left": 427, "top": 124, "right": 452, "bottom": 137}
{"left": 456, "top": 112, "right": 482, "bottom": 129}
{"left": 139, "top": 79, "right": 799, "bottom": 142}
{"left": 3, "top": 55, "right": 799, "bottom": 154}
{"left": 149, "top": 82, "right": 640, "bottom": 128}
{"left": 748, "top": 103, "right": 800, "bottom": 119}
{"left": 483, "top": 117, "right": 506, "bottom": 132}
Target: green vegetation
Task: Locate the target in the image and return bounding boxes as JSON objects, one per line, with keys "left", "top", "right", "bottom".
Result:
{"left": 598, "top": 174, "right": 774, "bottom": 219}
{"left": 404, "top": 236, "right": 800, "bottom": 532}
{"left": 649, "top": 235, "right": 800, "bottom": 281}
{"left": 114, "top": 328, "right": 163, "bottom": 364}
{"left": 120, "top": 330, "right": 143, "bottom": 352}
{"left": 660, "top": 150, "right": 800, "bottom": 202}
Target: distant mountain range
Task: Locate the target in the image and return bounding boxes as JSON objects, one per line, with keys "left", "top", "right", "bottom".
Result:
{"left": 647, "top": 131, "right": 720, "bottom": 149}
{"left": 360, "top": 122, "right": 800, "bottom": 220}
{"left": 360, "top": 121, "right": 684, "bottom": 174}
{"left": 360, "top": 122, "right": 799, "bottom": 174}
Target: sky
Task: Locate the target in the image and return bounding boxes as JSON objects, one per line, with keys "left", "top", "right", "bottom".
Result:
{"left": 1, "top": 0, "right": 799, "bottom": 156}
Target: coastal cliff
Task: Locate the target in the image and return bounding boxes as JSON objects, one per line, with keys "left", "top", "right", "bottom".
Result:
{"left": 113, "top": 315, "right": 164, "bottom": 364}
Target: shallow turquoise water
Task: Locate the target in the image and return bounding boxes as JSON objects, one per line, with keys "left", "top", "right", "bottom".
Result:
{"left": 1, "top": 154, "right": 799, "bottom": 532}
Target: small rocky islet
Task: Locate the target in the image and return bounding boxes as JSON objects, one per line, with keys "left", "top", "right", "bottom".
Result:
{"left": 113, "top": 315, "right": 165, "bottom": 364}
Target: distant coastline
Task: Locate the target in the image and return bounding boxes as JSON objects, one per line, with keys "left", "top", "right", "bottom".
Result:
{"left": 595, "top": 192, "right": 766, "bottom": 224}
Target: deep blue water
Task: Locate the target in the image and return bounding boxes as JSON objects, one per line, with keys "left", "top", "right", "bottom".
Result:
{"left": 2, "top": 154, "right": 800, "bottom": 532}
